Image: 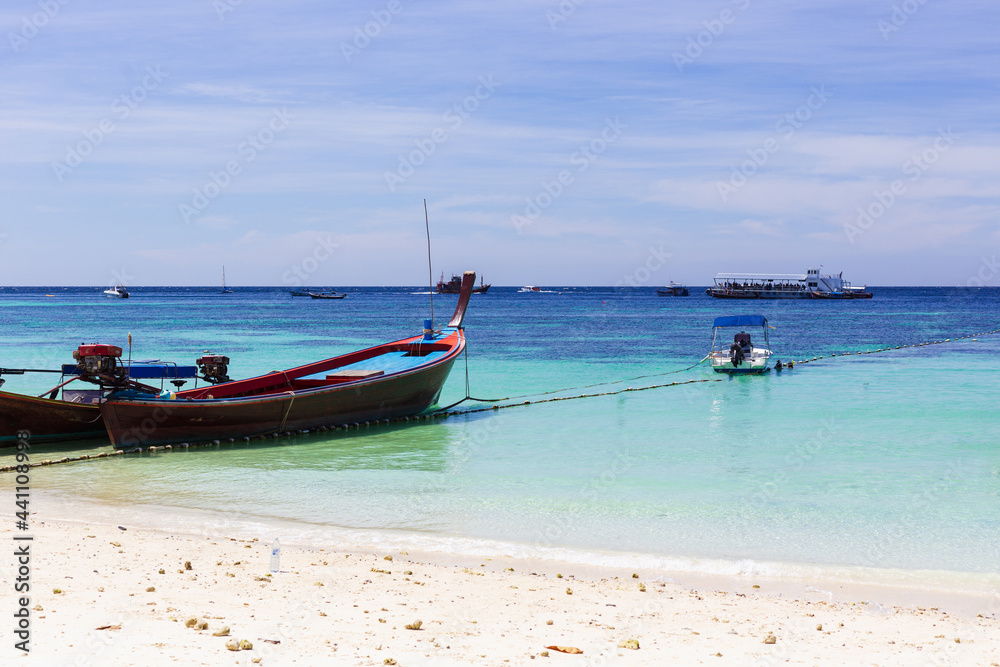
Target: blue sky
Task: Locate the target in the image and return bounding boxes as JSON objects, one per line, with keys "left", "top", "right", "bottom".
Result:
{"left": 2, "top": 0, "right": 998, "bottom": 286}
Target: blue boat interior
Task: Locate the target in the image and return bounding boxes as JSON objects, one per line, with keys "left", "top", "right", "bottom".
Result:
{"left": 298, "top": 349, "right": 449, "bottom": 381}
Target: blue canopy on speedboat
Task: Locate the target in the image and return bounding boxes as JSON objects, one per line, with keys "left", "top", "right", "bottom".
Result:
{"left": 713, "top": 315, "right": 767, "bottom": 328}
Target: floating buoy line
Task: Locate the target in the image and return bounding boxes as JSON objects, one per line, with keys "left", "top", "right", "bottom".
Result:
{"left": 768, "top": 327, "right": 1000, "bottom": 368}
{"left": 3, "top": 327, "right": 997, "bottom": 472}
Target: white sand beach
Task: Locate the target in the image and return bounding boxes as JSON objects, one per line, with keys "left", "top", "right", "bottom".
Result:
{"left": 5, "top": 514, "right": 999, "bottom": 666}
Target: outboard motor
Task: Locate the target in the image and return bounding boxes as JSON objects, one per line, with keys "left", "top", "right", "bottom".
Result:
{"left": 197, "top": 354, "right": 231, "bottom": 384}
{"left": 729, "top": 342, "right": 745, "bottom": 368}
{"left": 73, "top": 344, "right": 126, "bottom": 384}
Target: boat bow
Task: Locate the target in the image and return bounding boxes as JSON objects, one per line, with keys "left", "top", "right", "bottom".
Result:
{"left": 448, "top": 270, "right": 476, "bottom": 328}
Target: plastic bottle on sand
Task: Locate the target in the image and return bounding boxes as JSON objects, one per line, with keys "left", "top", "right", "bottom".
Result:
{"left": 270, "top": 539, "right": 280, "bottom": 573}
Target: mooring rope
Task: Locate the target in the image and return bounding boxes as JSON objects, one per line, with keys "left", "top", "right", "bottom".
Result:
{"left": 440, "top": 353, "right": 712, "bottom": 412}
{"left": 441, "top": 376, "right": 723, "bottom": 417}
{"left": 776, "top": 327, "right": 1000, "bottom": 367}
{"left": 3, "top": 327, "right": 997, "bottom": 472}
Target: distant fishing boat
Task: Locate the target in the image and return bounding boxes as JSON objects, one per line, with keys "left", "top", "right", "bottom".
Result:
{"left": 706, "top": 268, "right": 872, "bottom": 299}
{"left": 222, "top": 266, "right": 234, "bottom": 294}
{"left": 98, "top": 271, "right": 479, "bottom": 448}
{"left": 708, "top": 315, "right": 773, "bottom": 374}
{"left": 437, "top": 272, "right": 489, "bottom": 294}
{"left": 309, "top": 291, "right": 346, "bottom": 299}
{"left": 656, "top": 282, "right": 690, "bottom": 297}
{"left": 104, "top": 285, "right": 129, "bottom": 298}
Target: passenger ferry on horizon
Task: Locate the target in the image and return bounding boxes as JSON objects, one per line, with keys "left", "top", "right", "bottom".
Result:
{"left": 706, "top": 268, "right": 873, "bottom": 299}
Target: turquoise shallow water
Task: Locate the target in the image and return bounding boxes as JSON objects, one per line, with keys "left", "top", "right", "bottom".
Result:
{"left": 2, "top": 286, "right": 999, "bottom": 583}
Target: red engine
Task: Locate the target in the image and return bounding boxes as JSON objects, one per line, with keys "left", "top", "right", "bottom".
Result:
{"left": 197, "top": 354, "right": 230, "bottom": 384}
{"left": 73, "top": 344, "right": 123, "bottom": 377}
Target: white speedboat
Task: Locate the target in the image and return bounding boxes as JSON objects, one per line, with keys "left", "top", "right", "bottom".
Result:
{"left": 518, "top": 286, "right": 540, "bottom": 293}
{"left": 708, "top": 315, "right": 772, "bottom": 374}
{"left": 104, "top": 285, "right": 129, "bottom": 298}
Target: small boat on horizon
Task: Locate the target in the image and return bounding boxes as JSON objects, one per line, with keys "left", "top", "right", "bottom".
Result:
{"left": 438, "top": 273, "right": 489, "bottom": 294}
{"left": 309, "top": 291, "right": 346, "bottom": 299}
{"left": 656, "top": 282, "right": 690, "bottom": 297}
{"left": 222, "top": 266, "right": 234, "bottom": 294}
{"left": 809, "top": 285, "right": 873, "bottom": 299}
{"left": 708, "top": 315, "right": 773, "bottom": 374}
{"left": 104, "top": 285, "right": 129, "bottom": 298}
{"left": 518, "top": 286, "right": 541, "bottom": 293}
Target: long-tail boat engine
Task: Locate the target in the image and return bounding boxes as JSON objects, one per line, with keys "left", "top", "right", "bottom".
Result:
{"left": 73, "top": 344, "right": 127, "bottom": 386}
{"left": 197, "top": 354, "right": 231, "bottom": 384}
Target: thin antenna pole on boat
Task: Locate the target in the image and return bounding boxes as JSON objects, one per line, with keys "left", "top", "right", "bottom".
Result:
{"left": 424, "top": 198, "right": 434, "bottom": 328}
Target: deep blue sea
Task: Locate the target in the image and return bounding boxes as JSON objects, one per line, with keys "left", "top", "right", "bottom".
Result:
{"left": 2, "top": 286, "right": 999, "bottom": 591}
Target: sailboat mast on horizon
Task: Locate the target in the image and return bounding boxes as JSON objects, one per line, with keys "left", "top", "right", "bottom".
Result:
{"left": 222, "top": 266, "right": 234, "bottom": 294}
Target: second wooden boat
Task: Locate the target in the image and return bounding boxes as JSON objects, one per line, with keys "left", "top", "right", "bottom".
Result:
{"left": 0, "top": 356, "right": 198, "bottom": 446}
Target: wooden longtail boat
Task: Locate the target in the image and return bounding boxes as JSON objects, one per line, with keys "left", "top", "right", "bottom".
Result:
{"left": 99, "top": 271, "right": 478, "bottom": 448}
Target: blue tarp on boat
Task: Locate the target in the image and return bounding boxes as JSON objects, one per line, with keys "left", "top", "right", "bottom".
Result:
{"left": 713, "top": 315, "right": 767, "bottom": 328}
